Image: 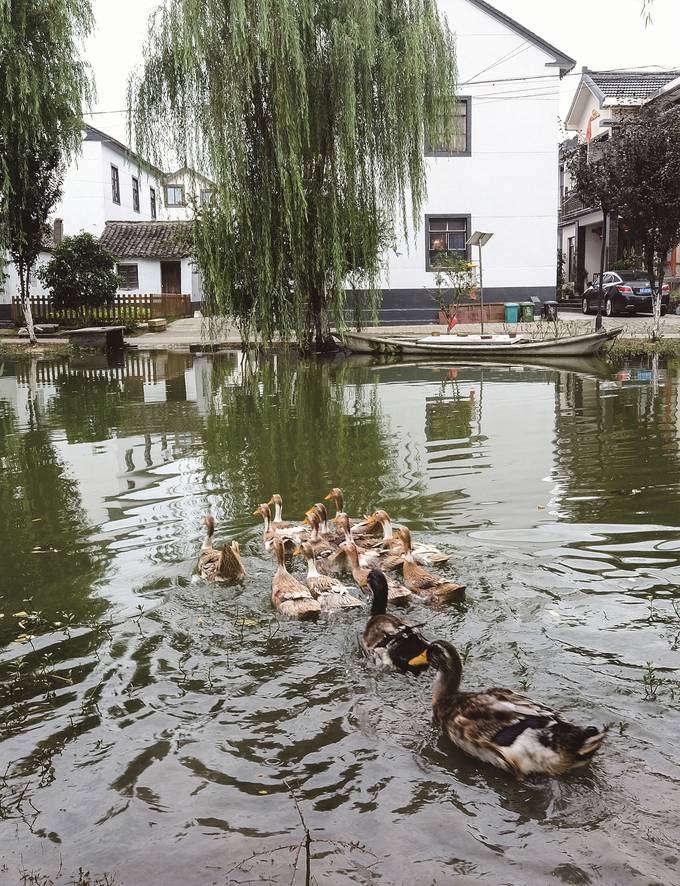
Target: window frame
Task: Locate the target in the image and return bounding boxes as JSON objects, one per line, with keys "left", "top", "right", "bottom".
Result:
{"left": 164, "top": 184, "right": 186, "bottom": 207}
{"left": 111, "top": 164, "right": 120, "bottom": 205}
{"left": 117, "top": 263, "right": 139, "bottom": 290}
{"left": 199, "top": 188, "right": 213, "bottom": 207}
{"left": 132, "top": 176, "right": 140, "bottom": 213}
{"left": 150, "top": 187, "right": 157, "bottom": 220}
{"left": 425, "top": 214, "right": 472, "bottom": 272}
{"left": 425, "top": 97, "right": 472, "bottom": 158}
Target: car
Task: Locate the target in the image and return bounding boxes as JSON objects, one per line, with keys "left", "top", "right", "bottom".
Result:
{"left": 582, "top": 270, "right": 670, "bottom": 317}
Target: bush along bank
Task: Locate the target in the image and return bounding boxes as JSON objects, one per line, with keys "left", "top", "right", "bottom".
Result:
{"left": 605, "top": 338, "right": 680, "bottom": 359}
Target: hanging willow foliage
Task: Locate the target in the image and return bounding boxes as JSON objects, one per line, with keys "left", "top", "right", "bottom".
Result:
{"left": 130, "top": 0, "right": 458, "bottom": 350}
{"left": 0, "top": 0, "right": 94, "bottom": 341}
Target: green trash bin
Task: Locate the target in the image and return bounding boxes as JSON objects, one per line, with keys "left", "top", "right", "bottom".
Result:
{"left": 504, "top": 302, "right": 520, "bottom": 323}
{"left": 519, "top": 301, "right": 534, "bottom": 322}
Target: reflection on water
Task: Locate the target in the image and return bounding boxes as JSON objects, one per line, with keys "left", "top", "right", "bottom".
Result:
{"left": 0, "top": 350, "right": 679, "bottom": 885}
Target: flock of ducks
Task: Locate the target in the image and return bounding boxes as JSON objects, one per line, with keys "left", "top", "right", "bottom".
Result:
{"left": 198, "top": 488, "right": 607, "bottom": 779}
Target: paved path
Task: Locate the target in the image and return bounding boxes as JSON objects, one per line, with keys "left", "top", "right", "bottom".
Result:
{"left": 126, "top": 311, "right": 680, "bottom": 350}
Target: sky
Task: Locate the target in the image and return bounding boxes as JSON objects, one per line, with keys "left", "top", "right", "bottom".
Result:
{"left": 86, "top": 0, "right": 680, "bottom": 145}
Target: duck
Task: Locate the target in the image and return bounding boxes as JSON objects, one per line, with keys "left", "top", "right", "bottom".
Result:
{"left": 408, "top": 640, "right": 608, "bottom": 778}
{"left": 268, "top": 493, "right": 306, "bottom": 533}
{"left": 340, "top": 537, "right": 411, "bottom": 602}
{"left": 302, "top": 508, "right": 336, "bottom": 557}
{"left": 324, "top": 486, "right": 377, "bottom": 535}
{"left": 270, "top": 537, "right": 321, "bottom": 619}
{"left": 365, "top": 510, "right": 450, "bottom": 566}
{"left": 397, "top": 528, "right": 465, "bottom": 603}
{"left": 253, "top": 503, "right": 301, "bottom": 551}
{"left": 294, "top": 542, "right": 364, "bottom": 610}
{"left": 197, "top": 516, "right": 246, "bottom": 581}
{"left": 360, "top": 569, "right": 430, "bottom": 673}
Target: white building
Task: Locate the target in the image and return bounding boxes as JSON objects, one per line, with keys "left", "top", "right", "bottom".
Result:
{"left": 0, "top": 125, "right": 209, "bottom": 320}
{"left": 370, "top": 0, "right": 574, "bottom": 324}
{"left": 558, "top": 69, "right": 680, "bottom": 294}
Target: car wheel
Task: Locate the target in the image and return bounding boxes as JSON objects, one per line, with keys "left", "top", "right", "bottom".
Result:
{"left": 582, "top": 297, "right": 590, "bottom": 315}
{"left": 605, "top": 298, "right": 614, "bottom": 317}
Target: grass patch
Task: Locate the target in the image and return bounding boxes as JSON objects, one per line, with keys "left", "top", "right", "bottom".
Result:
{"left": 604, "top": 338, "right": 680, "bottom": 359}
{"left": 0, "top": 341, "right": 73, "bottom": 359}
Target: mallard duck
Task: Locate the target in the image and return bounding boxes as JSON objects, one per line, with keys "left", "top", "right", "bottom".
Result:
{"left": 397, "top": 528, "right": 465, "bottom": 603}
{"left": 365, "top": 510, "right": 449, "bottom": 565}
{"left": 293, "top": 542, "right": 364, "bottom": 610}
{"left": 198, "top": 516, "right": 246, "bottom": 581}
{"left": 360, "top": 569, "right": 430, "bottom": 673}
{"left": 270, "top": 537, "right": 321, "bottom": 619}
{"left": 268, "top": 493, "right": 305, "bottom": 532}
{"left": 340, "top": 537, "right": 411, "bottom": 602}
{"left": 408, "top": 640, "right": 608, "bottom": 778}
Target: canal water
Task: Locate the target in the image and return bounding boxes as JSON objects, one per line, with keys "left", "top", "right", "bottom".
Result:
{"left": 0, "top": 351, "right": 679, "bottom": 885}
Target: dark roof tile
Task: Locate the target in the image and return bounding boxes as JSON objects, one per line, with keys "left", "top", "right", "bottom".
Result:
{"left": 100, "top": 220, "right": 193, "bottom": 258}
{"left": 588, "top": 70, "right": 680, "bottom": 102}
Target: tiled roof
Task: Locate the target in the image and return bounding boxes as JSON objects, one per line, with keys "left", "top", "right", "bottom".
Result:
{"left": 588, "top": 70, "right": 680, "bottom": 102}
{"left": 99, "top": 220, "right": 193, "bottom": 258}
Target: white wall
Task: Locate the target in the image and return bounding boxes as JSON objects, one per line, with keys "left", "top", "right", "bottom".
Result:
{"left": 162, "top": 168, "right": 214, "bottom": 221}
{"left": 115, "top": 257, "right": 194, "bottom": 294}
{"left": 382, "top": 0, "right": 566, "bottom": 296}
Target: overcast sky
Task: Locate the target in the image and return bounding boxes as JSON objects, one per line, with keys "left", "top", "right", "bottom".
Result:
{"left": 86, "top": 0, "right": 680, "bottom": 145}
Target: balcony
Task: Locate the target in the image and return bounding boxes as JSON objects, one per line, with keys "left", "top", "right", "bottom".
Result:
{"left": 559, "top": 191, "right": 596, "bottom": 222}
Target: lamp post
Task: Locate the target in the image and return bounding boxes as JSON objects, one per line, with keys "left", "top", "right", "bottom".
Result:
{"left": 466, "top": 231, "right": 493, "bottom": 334}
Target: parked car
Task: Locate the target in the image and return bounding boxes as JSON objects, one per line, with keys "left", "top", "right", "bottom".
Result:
{"left": 581, "top": 270, "right": 670, "bottom": 317}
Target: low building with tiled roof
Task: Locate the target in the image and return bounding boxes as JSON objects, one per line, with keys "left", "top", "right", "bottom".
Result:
{"left": 99, "top": 220, "right": 200, "bottom": 304}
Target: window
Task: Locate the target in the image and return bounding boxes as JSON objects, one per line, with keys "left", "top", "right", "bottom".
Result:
{"left": 164, "top": 185, "right": 185, "bottom": 207}
{"left": 425, "top": 98, "right": 471, "bottom": 156}
{"left": 111, "top": 165, "right": 120, "bottom": 204}
{"left": 132, "top": 176, "right": 140, "bottom": 212}
{"left": 200, "top": 188, "right": 213, "bottom": 207}
{"left": 53, "top": 219, "right": 63, "bottom": 245}
{"left": 150, "top": 187, "right": 157, "bottom": 219}
{"left": 117, "top": 263, "right": 139, "bottom": 289}
{"left": 426, "top": 215, "right": 470, "bottom": 270}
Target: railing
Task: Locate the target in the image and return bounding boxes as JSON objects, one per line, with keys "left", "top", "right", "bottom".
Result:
{"left": 560, "top": 192, "right": 595, "bottom": 219}
{"left": 11, "top": 292, "right": 192, "bottom": 324}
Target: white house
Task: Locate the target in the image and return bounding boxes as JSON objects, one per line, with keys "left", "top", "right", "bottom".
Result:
{"left": 369, "top": 0, "right": 575, "bottom": 324}
{"left": 0, "top": 125, "right": 209, "bottom": 320}
{"left": 98, "top": 219, "right": 201, "bottom": 304}
{"left": 559, "top": 68, "right": 680, "bottom": 294}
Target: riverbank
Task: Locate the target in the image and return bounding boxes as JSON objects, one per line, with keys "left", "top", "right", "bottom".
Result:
{"left": 3, "top": 312, "right": 680, "bottom": 358}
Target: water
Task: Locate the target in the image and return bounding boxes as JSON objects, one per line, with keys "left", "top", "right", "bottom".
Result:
{"left": 1, "top": 350, "right": 679, "bottom": 885}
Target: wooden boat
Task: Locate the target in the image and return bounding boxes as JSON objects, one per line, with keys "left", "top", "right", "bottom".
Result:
{"left": 333, "top": 327, "right": 622, "bottom": 359}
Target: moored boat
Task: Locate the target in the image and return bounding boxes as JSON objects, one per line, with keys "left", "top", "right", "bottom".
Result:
{"left": 334, "top": 327, "right": 622, "bottom": 359}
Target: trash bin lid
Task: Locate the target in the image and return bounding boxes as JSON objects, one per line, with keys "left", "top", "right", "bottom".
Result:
{"left": 519, "top": 301, "right": 533, "bottom": 306}
{"left": 505, "top": 302, "right": 519, "bottom": 308}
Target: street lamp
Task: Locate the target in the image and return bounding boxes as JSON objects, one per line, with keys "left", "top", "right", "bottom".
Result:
{"left": 466, "top": 231, "right": 493, "bottom": 334}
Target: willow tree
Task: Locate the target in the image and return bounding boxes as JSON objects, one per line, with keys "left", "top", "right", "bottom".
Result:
{"left": 0, "top": 0, "right": 93, "bottom": 342}
{"left": 130, "top": 0, "right": 458, "bottom": 350}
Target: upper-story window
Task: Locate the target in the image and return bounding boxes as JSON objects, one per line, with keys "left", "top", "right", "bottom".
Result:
{"left": 111, "top": 165, "right": 120, "bottom": 204}
{"left": 426, "top": 215, "right": 470, "bottom": 270}
{"left": 132, "top": 176, "right": 140, "bottom": 213}
{"left": 200, "top": 188, "right": 214, "bottom": 207}
{"left": 150, "top": 187, "right": 157, "bottom": 219}
{"left": 164, "top": 185, "right": 185, "bottom": 207}
{"left": 425, "top": 98, "right": 471, "bottom": 157}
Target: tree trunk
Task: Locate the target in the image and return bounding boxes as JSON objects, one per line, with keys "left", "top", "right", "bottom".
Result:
{"left": 596, "top": 211, "right": 607, "bottom": 329}
{"left": 644, "top": 245, "right": 660, "bottom": 341}
{"left": 19, "top": 260, "right": 38, "bottom": 345}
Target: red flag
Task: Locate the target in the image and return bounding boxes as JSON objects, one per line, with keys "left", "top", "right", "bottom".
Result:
{"left": 447, "top": 314, "right": 459, "bottom": 332}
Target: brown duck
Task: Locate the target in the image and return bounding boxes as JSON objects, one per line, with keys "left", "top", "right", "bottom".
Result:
{"left": 270, "top": 537, "right": 321, "bottom": 619}
{"left": 340, "top": 538, "right": 410, "bottom": 602}
{"left": 294, "top": 542, "right": 364, "bottom": 610}
{"left": 397, "top": 528, "right": 464, "bottom": 603}
{"left": 408, "top": 640, "right": 608, "bottom": 778}
{"left": 197, "top": 516, "right": 245, "bottom": 581}
{"left": 361, "top": 569, "right": 430, "bottom": 673}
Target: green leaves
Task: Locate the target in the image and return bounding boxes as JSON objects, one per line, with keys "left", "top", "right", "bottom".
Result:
{"left": 130, "top": 0, "right": 458, "bottom": 349}
{"left": 38, "top": 232, "right": 119, "bottom": 311}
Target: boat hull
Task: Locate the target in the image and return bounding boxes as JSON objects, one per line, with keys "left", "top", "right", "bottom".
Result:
{"left": 334, "top": 327, "right": 622, "bottom": 358}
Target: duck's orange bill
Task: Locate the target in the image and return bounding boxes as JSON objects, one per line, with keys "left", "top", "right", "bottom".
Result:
{"left": 292, "top": 547, "right": 301, "bottom": 556}
{"left": 323, "top": 492, "right": 333, "bottom": 500}
{"left": 408, "top": 650, "right": 429, "bottom": 667}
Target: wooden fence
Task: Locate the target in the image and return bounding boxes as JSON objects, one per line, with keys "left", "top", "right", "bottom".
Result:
{"left": 11, "top": 292, "right": 191, "bottom": 325}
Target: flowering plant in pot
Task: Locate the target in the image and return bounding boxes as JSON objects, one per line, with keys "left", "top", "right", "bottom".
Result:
{"left": 428, "top": 255, "right": 478, "bottom": 330}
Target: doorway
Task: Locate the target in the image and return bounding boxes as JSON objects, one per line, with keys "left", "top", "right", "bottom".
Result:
{"left": 161, "top": 261, "right": 182, "bottom": 294}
